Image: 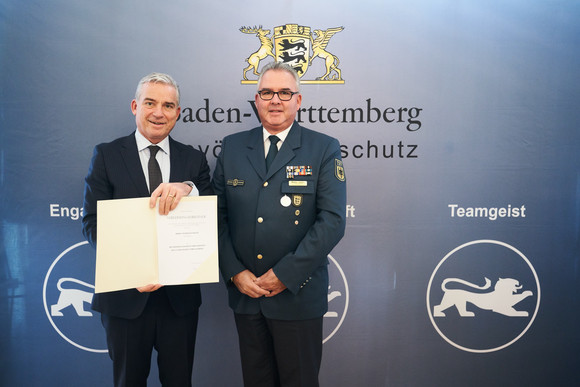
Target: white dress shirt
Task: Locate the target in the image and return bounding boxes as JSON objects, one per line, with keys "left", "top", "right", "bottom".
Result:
{"left": 135, "top": 130, "right": 198, "bottom": 196}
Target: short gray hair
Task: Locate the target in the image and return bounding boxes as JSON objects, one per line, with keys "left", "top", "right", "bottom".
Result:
{"left": 257, "top": 62, "right": 301, "bottom": 92}
{"left": 135, "top": 72, "right": 180, "bottom": 105}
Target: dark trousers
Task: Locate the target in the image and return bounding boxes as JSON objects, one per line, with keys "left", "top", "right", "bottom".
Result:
{"left": 101, "top": 288, "right": 199, "bottom": 387}
{"left": 234, "top": 312, "right": 323, "bottom": 387}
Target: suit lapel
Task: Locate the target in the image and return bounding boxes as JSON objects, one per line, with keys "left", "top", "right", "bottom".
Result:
{"left": 168, "top": 137, "right": 182, "bottom": 182}
{"left": 119, "top": 134, "right": 150, "bottom": 197}
{"left": 245, "top": 128, "right": 268, "bottom": 180}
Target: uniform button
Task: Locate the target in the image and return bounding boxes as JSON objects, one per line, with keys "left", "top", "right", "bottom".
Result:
{"left": 295, "top": 210, "right": 300, "bottom": 216}
{"left": 295, "top": 220, "right": 299, "bottom": 225}
{"left": 258, "top": 217, "right": 264, "bottom": 223}
{"left": 263, "top": 181, "right": 268, "bottom": 187}
{"left": 257, "top": 254, "right": 263, "bottom": 259}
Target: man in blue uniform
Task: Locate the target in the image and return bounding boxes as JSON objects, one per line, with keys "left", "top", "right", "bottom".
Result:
{"left": 213, "top": 62, "right": 347, "bottom": 386}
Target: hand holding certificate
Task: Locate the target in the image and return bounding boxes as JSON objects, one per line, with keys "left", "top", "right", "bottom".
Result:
{"left": 95, "top": 196, "right": 218, "bottom": 293}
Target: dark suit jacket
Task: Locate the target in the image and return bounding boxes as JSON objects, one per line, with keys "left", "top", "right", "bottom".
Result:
{"left": 213, "top": 122, "right": 346, "bottom": 320}
{"left": 82, "top": 132, "right": 213, "bottom": 319}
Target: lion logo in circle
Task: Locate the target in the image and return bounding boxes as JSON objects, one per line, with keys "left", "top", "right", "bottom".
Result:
{"left": 433, "top": 277, "right": 533, "bottom": 318}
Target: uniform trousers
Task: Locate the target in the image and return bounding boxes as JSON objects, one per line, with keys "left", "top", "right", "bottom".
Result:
{"left": 234, "top": 312, "right": 323, "bottom": 387}
{"left": 101, "top": 287, "right": 199, "bottom": 387}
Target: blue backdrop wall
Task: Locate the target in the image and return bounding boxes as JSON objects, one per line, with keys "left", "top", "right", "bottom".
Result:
{"left": 1, "top": 0, "right": 579, "bottom": 386}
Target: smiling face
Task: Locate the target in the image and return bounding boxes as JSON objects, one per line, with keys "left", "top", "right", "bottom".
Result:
{"left": 131, "top": 82, "right": 181, "bottom": 144}
{"left": 255, "top": 69, "right": 302, "bottom": 134}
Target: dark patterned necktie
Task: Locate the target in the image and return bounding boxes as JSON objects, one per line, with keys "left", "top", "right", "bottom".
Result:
{"left": 148, "top": 145, "right": 162, "bottom": 194}
{"left": 265, "top": 135, "right": 280, "bottom": 171}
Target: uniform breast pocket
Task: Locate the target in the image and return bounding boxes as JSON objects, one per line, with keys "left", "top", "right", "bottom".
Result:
{"left": 281, "top": 180, "right": 314, "bottom": 208}
{"left": 280, "top": 180, "right": 315, "bottom": 195}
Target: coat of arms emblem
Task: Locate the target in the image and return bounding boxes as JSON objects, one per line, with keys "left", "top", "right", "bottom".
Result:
{"left": 241, "top": 23, "right": 344, "bottom": 84}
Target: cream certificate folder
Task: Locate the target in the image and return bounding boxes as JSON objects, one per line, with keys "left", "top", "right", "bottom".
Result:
{"left": 95, "top": 195, "right": 218, "bottom": 293}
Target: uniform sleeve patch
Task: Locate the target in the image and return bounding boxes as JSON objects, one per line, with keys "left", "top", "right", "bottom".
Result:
{"left": 335, "top": 159, "right": 346, "bottom": 181}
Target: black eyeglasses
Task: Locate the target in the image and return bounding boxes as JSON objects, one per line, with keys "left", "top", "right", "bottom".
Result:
{"left": 257, "top": 90, "right": 299, "bottom": 101}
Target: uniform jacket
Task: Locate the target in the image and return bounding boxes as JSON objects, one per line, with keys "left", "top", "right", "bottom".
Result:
{"left": 82, "top": 132, "right": 213, "bottom": 319}
{"left": 213, "top": 122, "right": 346, "bottom": 320}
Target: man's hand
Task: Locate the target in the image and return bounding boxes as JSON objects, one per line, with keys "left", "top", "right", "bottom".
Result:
{"left": 136, "top": 284, "right": 163, "bottom": 293}
{"left": 149, "top": 182, "right": 193, "bottom": 215}
{"left": 232, "top": 270, "right": 271, "bottom": 298}
{"left": 254, "top": 269, "right": 287, "bottom": 297}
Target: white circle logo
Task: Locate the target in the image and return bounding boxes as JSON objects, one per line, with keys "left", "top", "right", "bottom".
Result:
{"left": 323, "top": 254, "right": 349, "bottom": 343}
{"left": 426, "top": 240, "right": 540, "bottom": 353}
{"left": 43, "top": 241, "right": 107, "bottom": 353}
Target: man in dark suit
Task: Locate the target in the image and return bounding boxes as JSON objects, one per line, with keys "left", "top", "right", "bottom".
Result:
{"left": 213, "top": 62, "right": 347, "bottom": 386}
{"left": 82, "top": 72, "right": 213, "bottom": 387}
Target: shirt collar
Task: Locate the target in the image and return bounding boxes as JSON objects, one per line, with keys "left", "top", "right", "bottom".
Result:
{"left": 135, "top": 130, "right": 170, "bottom": 154}
{"left": 262, "top": 125, "right": 292, "bottom": 144}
